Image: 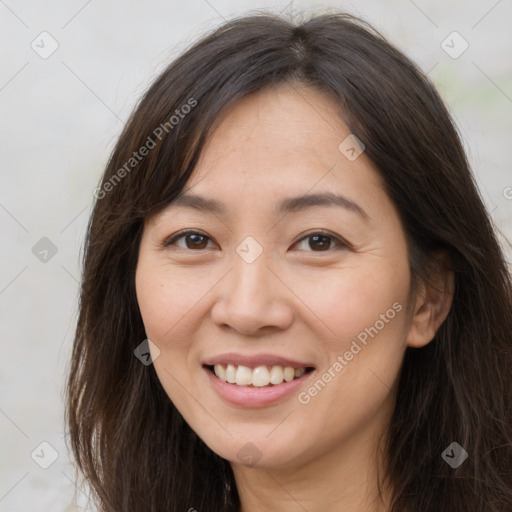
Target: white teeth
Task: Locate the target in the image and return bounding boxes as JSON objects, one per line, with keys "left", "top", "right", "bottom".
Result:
{"left": 235, "top": 365, "right": 253, "bottom": 386}
{"left": 214, "top": 364, "right": 226, "bottom": 382}
{"left": 226, "top": 364, "right": 236, "bottom": 383}
{"left": 269, "top": 366, "right": 284, "bottom": 384}
{"left": 283, "top": 367, "right": 295, "bottom": 382}
{"left": 212, "top": 364, "right": 308, "bottom": 387}
{"left": 252, "top": 366, "right": 270, "bottom": 387}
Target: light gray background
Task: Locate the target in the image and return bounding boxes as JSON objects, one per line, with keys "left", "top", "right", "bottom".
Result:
{"left": 1, "top": 1, "right": 511, "bottom": 510}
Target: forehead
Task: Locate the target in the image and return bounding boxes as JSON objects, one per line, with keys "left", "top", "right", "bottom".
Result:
{"left": 194, "top": 85, "right": 349, "bottom": 167}
{"left": 182, "top": 85, "right": 384, "bottom": 208}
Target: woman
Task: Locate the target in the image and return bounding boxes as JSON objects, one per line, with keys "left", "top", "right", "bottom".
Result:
{"left": 66, "top": 11, "right": 512, "bottom": 512}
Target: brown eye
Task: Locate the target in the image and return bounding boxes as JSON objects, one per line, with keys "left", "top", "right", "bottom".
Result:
{"left": 184, "top": 233, "right": 209, "bottom": 249}
{"left": 294, "top": 231, "right": 346, "bottom": 252}
{"left": 164, "top": 230, "right": 214, "bottom": 250}
{"left": 308, "top": 234, "right": 332, "bottom": 251}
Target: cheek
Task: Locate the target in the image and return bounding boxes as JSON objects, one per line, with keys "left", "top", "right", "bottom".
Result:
{"left": 294, "top": 278, "right": 409, "bottom": 453}
{"left": 284, "top": 256, "right": 410, "bottom": 350}
{"left": 304, "top": 263, "right": 410, "bottom": 419}
{"left": 291, "top": 254, "right": 410, "bottom": 404}
{"left": 135, "top": 259, "right": 212, "bottom": 347}
{"left": 135, "top": 259, "right": 209, "bottom": 418}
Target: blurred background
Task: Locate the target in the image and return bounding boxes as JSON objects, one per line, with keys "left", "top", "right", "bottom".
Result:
{"left": 1, "top": 0, "right": 511, "bottom": 510}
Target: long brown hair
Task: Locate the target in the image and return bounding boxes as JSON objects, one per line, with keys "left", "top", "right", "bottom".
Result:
{"left": 65, "top": 11, "right": 512, "bottom": 511}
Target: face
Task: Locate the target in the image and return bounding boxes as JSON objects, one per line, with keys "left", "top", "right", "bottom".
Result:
{"left": 135, "top": 85, "right": 415, "bottom": 471}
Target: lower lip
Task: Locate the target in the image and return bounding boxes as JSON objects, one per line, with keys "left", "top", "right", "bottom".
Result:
{"left": 204, "top": 367, "right": 314, "bottom": 408}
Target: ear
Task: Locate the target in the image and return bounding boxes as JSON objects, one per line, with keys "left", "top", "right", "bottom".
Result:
{"left": 407, "top": 251, "right": 455, "bottom": 348}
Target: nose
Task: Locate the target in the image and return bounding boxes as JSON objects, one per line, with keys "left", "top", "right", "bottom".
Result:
{"left": 210, "top": 248, "right": 294, "bottom": 336}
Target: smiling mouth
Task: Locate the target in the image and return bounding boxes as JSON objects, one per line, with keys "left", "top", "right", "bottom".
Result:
{"left": 205, "top": 364, "right": 315, "bottom": 387}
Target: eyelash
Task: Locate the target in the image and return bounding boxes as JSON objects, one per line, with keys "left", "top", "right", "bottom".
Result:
{"left": 163, "top": 229, "right": 349, "bottom": 252}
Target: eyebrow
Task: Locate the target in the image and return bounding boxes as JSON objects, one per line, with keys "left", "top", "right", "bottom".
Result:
{"left": 168, "top": 191, "right": 369, "bottom": 220}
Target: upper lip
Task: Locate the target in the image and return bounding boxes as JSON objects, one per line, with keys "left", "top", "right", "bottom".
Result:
{"left": 202, "top": 353, "right": 315, "bottom": 369}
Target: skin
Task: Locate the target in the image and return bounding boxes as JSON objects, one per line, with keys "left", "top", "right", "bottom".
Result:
{"left": 135, "top": 84, "right": 454, "bottom": 512}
